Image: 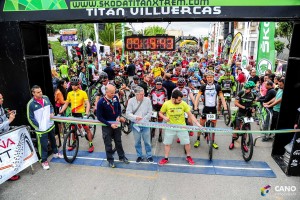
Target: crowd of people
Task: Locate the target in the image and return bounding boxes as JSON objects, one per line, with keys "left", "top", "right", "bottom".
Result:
{"left": 1, "top": 48, "right": 288, "bottom": 178}
{"left": 48, "top": 48, "right": 287, "bottom": 167}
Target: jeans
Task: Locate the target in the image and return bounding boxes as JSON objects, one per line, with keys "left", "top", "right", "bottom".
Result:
{"left": 102, "top": 126, "right": 125, "bottom": 162}
{"left": 132, "top": 125, "right": 152, "bottom": 158}
{"left": 37, "top": 129, "right": 58, "bottom": 162}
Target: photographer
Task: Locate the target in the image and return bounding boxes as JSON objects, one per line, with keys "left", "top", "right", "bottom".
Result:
{"left": 0, "top": 93, "right": 19, "bottom": 181}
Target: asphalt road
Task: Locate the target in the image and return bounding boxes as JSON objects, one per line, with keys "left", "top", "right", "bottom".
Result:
{"left": 1, "top": 102, "right": 299, "bottom": 200}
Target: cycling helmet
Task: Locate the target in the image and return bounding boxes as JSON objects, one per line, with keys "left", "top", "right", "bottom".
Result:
{"left": 177, "top": 78, "right": 186, "bottom": 86}
{"left": 205, "top": 71, "right": 215, "bottom": 77}
{"left": 99, "top": 71, "right": 108, "bottom": 82}
{"left": 244, "top": 81, "right": 256, "bottom": 89}
{"left": 224, "top": 68, "right": 231, "bottom": 73}
{"left": 70, "top": 76, "right": 80, "bottom": 85}
{"left": 154, "top": 77, "right": 163, "bottom": 84}
{"left": 114, "top": 76, "right": 123, "bottom": 84}
{"left": 188, "top": 67, "right": 196, "bottom": 73}
{"left": 133, "top": 75, "right": 139, "bottom": 80}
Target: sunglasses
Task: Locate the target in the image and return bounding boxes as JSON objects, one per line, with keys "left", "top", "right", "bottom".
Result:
{"left": 156, "top": 83, "right": 162, "bottom": 85}
{"left": 71, "top": 84, "right": 79, "bottom": 86}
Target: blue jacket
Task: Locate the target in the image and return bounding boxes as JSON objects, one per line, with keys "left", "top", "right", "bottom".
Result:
{"left": 27, "top": 95, "right": 55, "bottom": 134}
{"left": 96, "top": 95, "right": 121, "bottom": 126}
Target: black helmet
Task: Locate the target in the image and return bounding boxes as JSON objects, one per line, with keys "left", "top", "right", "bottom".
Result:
{"left": 70, "top": 76, "right": 80, "bottom": 85}
{"left": 99, "top": 71, "right": 108, "bottom": 82}
{"left": 154, "top": 77, "right": 163, "bottom": 84}
{"left": 133, "top": 75, "right": 139, "bottom": 80}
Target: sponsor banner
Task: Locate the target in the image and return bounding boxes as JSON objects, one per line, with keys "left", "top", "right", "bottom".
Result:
{"left": 59, "top": 29, "right": 77, "bottom": 35}
{"left": 1, "top": 1, "right": 300, "bottom": 22}
{"left": 222, "top": 33, "right": 233, "bottom": 59}
{"left": 61, "top": 41, "right": 79, "bottom": 46}
{"left": 241, "top": 22, "right": 250, "bottom": 69}
{"left": 256, "top": 22, "right": 276, "bottom": 75}
{"left": 50, "top": 116, "right": 119, "bottom": 126}
{"left": 0, "top": 126, "right": 38, "bottom": 184}
{"left": 229, "top": 32, "right": 243, "bottom": 55}
{"left": 60, "top": 35, "right": 77, "bottom": 41}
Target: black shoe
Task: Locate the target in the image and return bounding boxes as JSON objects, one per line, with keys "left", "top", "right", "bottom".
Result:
{"left": 119, "top": 157, "right": 130, "bottom": 164}
{"left": 147, "top": 157, "right": 154, "bottom": 163}
{"left": 136, "top": 157, "right": 143, "bottom": 163}
{"left": 109, "top": 161, "right": 115, "bottom": 168}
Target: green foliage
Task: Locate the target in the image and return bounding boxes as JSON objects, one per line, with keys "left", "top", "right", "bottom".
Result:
{"left": 99, "top": 23, "right": 132, "bottom": 49}
{"left": 274, "top": 40, "right": 285, "bottom": 55}
{"left": 47, "top": 24, "right": 95, "bottom": 41}
{"left": 141, "top": 25, "right": 166, "bottom": 36}
{"left": 275, "top": 22, "right": 293, "bottom": 49}
{"left": 49, "top": 41, "right": 67, "bottom": 63}
{"left": 202, "top": 36, "right": 209, "bottom": 41}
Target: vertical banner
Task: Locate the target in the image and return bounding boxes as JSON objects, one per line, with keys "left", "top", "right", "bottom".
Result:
{"left": 229, "top": 32, "right": 243, "bottom": 62}
{"left": 121, "top": 23, "right": 125, "bottom": 61}
{"left": 241, "top": 22, "right": 250, "bottom": 69}
{"left": 0, "top": 127, "right": 38, "bottom": 184}
{"left": 222, "top": 33, "right": 233, "bottom": 59}
{"left": 256, "top": 22, "right": 276, "bottom": 75}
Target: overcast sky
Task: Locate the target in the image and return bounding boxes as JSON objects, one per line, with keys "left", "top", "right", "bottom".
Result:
{"left": 127, "top": 22, "right": 211, "bottom": 37}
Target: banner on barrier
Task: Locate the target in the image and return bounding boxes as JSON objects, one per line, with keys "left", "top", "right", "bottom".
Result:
{"left": 0, "top": 127, "right": 38, "bottom": 184}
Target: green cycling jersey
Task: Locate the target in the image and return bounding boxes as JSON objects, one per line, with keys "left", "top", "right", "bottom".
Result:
{"left": 218, "top": 75, "right": 236, "bottom": 92}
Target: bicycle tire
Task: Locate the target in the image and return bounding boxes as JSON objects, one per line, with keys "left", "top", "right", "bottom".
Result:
{"left": 241, "top": 125, "right": 254, "bottom": 162}
{"left": 224, "top": 102, "right": 231, "bottom": 126}
{"left": 62, "top": 112, "right": 72, "bottom": 135}
{"left": 85, "top": 114, "right": 96, "bottom": 141}
{"left": 150, "top": 128, "right": 155, "bottom": 144}
{"left": 206, "top": 121, "right": 213, "bottom": 161}
{"left": 63, "top": 129, "right": 79, "bottom": 163}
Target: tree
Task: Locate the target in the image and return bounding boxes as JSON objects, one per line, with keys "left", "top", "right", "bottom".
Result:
{"left": 141, "top": 25, "right": 166, "bottom": 36}
{"left": 275, "top": 22, "right": 293, "bottom": 50}
{"left": 274, "top": 40, "right": 285, "bottom": 55}
{"left": 99, "top": 23, "right": 132, "bottom": 49}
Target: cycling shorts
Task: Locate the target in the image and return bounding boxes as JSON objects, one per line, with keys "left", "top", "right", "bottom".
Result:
{"left": 72, "top": 113, "right": 89, "bottom": 129}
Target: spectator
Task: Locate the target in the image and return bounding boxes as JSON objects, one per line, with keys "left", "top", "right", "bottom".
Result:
{"left": 264, "top": 78, "right": 284, "bottom": 130}
{"left": 163, "top": 73, "right": 176, "bottom": 100}
{"left": 258, "top": 80, "right": 276, "bottom": 105}
{"left": 0, "top": 93, "right": 20, "bottom": 181}
{"left": 27, "top": 85, "right": 63, "bottom": 170}
{"left": 248, "top": 69, "right": 260, "bottom": 86}
{"left": 79, "top": 66, "right": 88, "bottom": 90}
{"left": 54, "top": 79, "right": 67, "bottom": 136}
{"left": 126, "top": 86, "right": 153, "bottom": 163}
{"left": 138, "top": 75, "right": 149, "bottom": 97}
{"left": 86, "top": 41, "right": 93, "bottom": 59}
{"left": 260, "top": 75, "right": 270, "bottom": 97}
{"left": 126, "top": 60, "right": 136, "bottom": 78}
{"left": 96, "top": 85, "right": 129, "bottom": 168}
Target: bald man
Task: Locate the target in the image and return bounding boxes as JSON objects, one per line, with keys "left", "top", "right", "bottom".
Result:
{"left": 96, "top": 85, "right": 129, "bottom": 168}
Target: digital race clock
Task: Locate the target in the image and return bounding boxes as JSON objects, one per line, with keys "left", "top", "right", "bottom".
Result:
{"left": 124, "top": 36, "right": 175, "bottom": 51}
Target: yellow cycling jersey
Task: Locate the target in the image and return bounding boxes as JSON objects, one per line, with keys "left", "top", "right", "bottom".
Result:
{"left": 160, "top": 100, "right": 190, "bottom": 125}
{"left": 151, "top": 67, "right": 164, "bottom": 78}
{"left": 66, "top": 89, "right": 88, "bottom": 113}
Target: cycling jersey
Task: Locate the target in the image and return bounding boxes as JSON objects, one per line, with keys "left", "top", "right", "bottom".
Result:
{"left": 173, "top": 87, "right": 191, "bottom": 103}
{"left": 151, "top": 67, "right": 164, "bottom": 78}
{"left": 214, "top": 72, "right": 223, "bottom": 82}
{"left": 218, "top": 75, "right": 236, "bottom": 91}
{"left": 188, "top": 74, "right": 202, "bottom": 88}
{"left": 235, "top": 90, "right": 256, "bottom": 115}
{"left": 150, "top": 87, "right": 167, "bottom": 111}
{"left": 199, "top": 84, "right": 222, "bottom": 107}
{"left": 66, "top": 89, "right": 88, "bottom": 113}
{"left": 59, "top": 64, "right": 69, "bottom": 79}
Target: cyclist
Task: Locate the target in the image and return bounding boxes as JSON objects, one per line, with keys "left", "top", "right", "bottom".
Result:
{"left": 150, "top": 77, "right": 168, "bottom": 138}
{"left": 217, "top": 68, "right": 236, "bottom": 114}
{"left": 59, "top": 77, "right": 94, "bottom": 153}
{"left": 194, "top": 71, "right": 228, "bottom": 149}
{"left": 187, "top": 67, "right": 203, "bottom": 90}
{"left": 229, "top": 81, "right": 256, "bottom": 150}
{"left": 59, "top": 59, "right": 69, "bottom": 81}
{"left": 114, "top": 76, "right": 128, "bottom": 102}
{"left": 151, "top": 61, "right": 165, "bottom": 78}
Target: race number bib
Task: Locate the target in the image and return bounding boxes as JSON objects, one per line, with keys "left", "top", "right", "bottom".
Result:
{"left": 244, "top": 117, "right": 254, "bottom": 123}
{"left": 224, "top": 93, "right": 231, "bottom": 97}
{"left": 151, "top": 111, "right": 158, "bottom": 118}
{"left": 207, "top": 114, "right": 216, "bottom": 120}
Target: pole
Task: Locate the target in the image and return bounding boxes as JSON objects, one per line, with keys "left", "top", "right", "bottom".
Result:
{"left": 121, "top": 23, "right": 125, "bottom": 61}
{"left": 114, "top": 23, "right": 116, "bottom": 56}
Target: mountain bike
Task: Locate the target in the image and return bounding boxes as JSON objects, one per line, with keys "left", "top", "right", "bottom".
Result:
{"left": 150, "top": 111, "right": 162, "bottom": 144}
{"left": 234, "top": 108, "right": 255, "bottom": 162}
{"left": 221, "top": 89, "right": 232, "bottom": 126}
{"left": 202, "top": 113, "right": 217, "bottom": 161}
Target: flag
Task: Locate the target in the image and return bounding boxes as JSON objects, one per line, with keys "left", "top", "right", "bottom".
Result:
{"left": 256, "top": 22, "right": 276, "bottom": 75}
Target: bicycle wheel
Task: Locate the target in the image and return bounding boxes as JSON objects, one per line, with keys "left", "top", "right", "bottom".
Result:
{"left": 85, "top": 114, "right": 96, "bottom": 141}
{"left": 150, "top": 128, "right": 155, "bottom": 144}
{"left": 241, "top": 125, "right": 254, "bottom": 162}
{"left": 63, "top": 129, "right": 79, "bottom": 163}
{"left": 206, "top": 121, "right": 213, "bottom": 161}
{"left": 121, "top": 118, "right": 132, "bottom": 134}
{"left": 224, "top": 102, "right": 231, "bottom": 126}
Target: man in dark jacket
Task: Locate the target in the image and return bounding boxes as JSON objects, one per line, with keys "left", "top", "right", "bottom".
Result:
{"left": 258, "top": 80, "right": 277, "bottom": 106}
{"left": 104, "top": 63, "right": 115, "bottom": 81}
{"left": 162, "top": 73, "right": 176, "bottom": 100}
{"left": 126, "top": 60, "right": 136, "bottom": 77}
